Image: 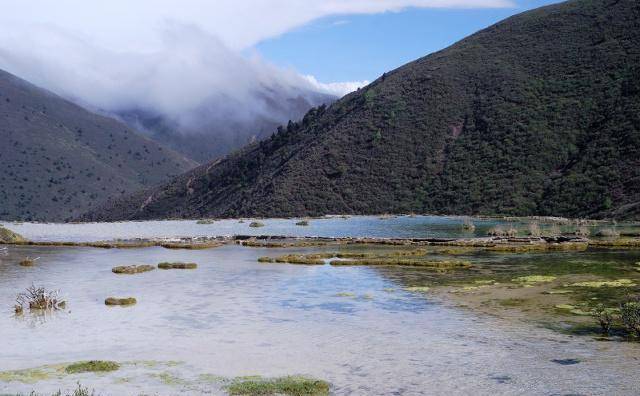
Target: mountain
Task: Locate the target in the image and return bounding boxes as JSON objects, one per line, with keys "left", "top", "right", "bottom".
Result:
{"left": 82, "top": 0, "right": 640, "bottom": 222}
{"left": 116, "top": 89, "right": 336, "bottom": 163}
{"left": 0, "top": 69, "right": 197, "bottom": 222}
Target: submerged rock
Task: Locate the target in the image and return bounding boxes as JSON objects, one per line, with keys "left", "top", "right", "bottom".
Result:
{"left": 157, "top": 262, "right": 198, "bottom": 270}
{"left": 112, "top": 265, "right": 155, "bottom": 274}
{"left": 249, "top": 221, "right": 265, "bottom": 228}
{"left": 105, "top": 297, "right": 137, "bottom": 306}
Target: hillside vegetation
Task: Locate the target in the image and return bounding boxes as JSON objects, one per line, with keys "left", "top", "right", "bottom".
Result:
{"left": 0, "top": 69, "right": 196, "bottom": 221}
{"left": 83, "top": 0, "right": 640, "bottom": 221}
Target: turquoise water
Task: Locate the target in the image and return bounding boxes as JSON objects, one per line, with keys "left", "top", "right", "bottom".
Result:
{"left": 4, "top": 215, "right": 629, "bottom": 242}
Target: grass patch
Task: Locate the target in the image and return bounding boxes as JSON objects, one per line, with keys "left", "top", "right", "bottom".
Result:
{"left": 65, "top": 361, "right": 119, "bottom": 374}
{"left": 226, "top": 375, "right": 330, "bottom": 396}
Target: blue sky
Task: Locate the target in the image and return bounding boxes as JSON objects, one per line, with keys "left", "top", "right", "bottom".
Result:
{"left": 256, "top": 0, "right": 561, "bottom": 83}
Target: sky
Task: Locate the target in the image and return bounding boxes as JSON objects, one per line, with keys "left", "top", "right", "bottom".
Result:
{"left": 0, "top": 0, "right": 561, "bottom": 130}
{"left": 257, "top": 0, "right": 560, "bottom": 83}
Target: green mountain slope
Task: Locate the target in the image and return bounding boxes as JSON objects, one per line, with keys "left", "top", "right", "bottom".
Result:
{"left": 83, "top": 0, "right": 640, "bottom": 221}
{"left": 0, "top": 69, "right": 196, "bottom": 221}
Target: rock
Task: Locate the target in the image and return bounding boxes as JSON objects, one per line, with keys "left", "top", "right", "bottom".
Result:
{"left": 249, "top": 221, "right": 265, "bottom": 228}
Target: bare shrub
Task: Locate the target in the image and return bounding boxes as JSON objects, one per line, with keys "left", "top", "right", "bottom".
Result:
{"left": 596, "top": 228, "right": 620, "bottom": 238}
{"left": 15, "top": 284, "right": 66, "bottom": 312}
{"left": 528, "top": 222, "right": 541, "bottom": 237}
{"left": 462, "top": 218, "right": 475, "bottom": 231}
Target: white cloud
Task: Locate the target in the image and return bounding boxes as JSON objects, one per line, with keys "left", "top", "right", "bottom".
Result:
{"left": 0, "top": 0, "right": 513, "bottom": 131}
{"left": 304, "top": 75, "right": 369, "bottom": 97}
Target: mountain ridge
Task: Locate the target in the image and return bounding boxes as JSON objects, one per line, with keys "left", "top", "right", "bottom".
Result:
{"left": 0, "top": 69, "right": 197, "bottom": 221}
{"left": 81, "top": 0, "right": 640, "bottom": 222}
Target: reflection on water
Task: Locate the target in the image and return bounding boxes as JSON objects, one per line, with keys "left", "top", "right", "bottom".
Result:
{"left": 1, "top": 244, "right": 640, "bottom": 395}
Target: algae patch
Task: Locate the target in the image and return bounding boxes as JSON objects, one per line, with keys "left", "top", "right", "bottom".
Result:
{"left": 65, "top": 360, "right": 120, "bottom": 374}
{"left": 226, "top": 375, "right": 330, "bottom": 396}
{"left": 568, "top": 279, "right": 636, "bottom": 288}
{"left": 512, "top": 275, "right": 557, "bottom": 284}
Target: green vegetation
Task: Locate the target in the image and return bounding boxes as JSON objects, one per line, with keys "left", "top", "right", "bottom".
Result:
{"left": 620, "top": 300, "right": 640, "bottom": 337}
{"left": 226, "top": 375, "right": 330, "bottom": 396}
{"left": 249, "top": 222, "right": 265, "bottom": 228}
{"left": 295, "top": 220, "right": 310, "bottom": 226}
{"left": 157, "top": 262, "right": 198, "bottom": 269}
{"left": 65, "top": 361, "right": 119, "bottom": 374}
{"left": 111, "top": 265, "right": 155, "bottom": 274}
{"left": 104, "top": 297, "right": 136, "bottom": 306}
{"left": 0, "top": 225, "right": 26, "bottom": 243}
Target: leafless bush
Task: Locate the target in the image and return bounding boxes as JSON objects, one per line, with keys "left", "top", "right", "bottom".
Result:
{"left": 15, "top": 284, "right": 66, "bottom": 313}
{"left": 462, "top": 218, "right": 475, "bottom": 231}
{"left": 528, "top": 222, "right": 541, "bottom": 237}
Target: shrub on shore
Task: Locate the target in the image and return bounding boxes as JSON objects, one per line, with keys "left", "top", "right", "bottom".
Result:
{"left": 0, "top": 225, "right": 27, "bottom": 243}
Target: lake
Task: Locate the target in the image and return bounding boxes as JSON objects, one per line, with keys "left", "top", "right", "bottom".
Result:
{"left": 1, "top": 216, "right": 639, "bottom": 395}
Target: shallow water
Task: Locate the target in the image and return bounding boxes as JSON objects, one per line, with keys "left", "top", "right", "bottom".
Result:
{"left": 1, "top": 242, "right": 640, "bottom": 395}
{"left": 5, "top": 215, "right": 629, "bottom": 242}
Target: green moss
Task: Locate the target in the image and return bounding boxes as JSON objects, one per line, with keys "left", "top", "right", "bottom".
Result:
{"left": 226, "top": 375, "right": 330, "bottom": 396}
{"left": 157, "top": 262, "right": 198, "bottom": 269}
{"left": 112, "top": 265, "right": 155, "bottom": 274}
{"left": 104, "top": 297, "right": 137, "bottom": 306}
{"left": 65, "top": 361, "right": 119, "bottom": 374}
